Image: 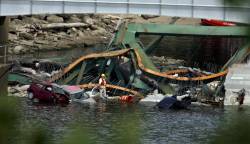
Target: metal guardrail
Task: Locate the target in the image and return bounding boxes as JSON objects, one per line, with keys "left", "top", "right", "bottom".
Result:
{"left": 34, "top": 0, "right": 250, "bottom": 9}
{"left": 0, "top": 0, "right": 249, "bottom": 23}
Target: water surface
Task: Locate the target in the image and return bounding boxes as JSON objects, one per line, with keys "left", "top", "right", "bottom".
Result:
{"left": 18, "top": 97, "right": 250, "bottom": 144}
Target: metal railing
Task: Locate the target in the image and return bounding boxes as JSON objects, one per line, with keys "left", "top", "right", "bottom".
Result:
{"left": 0, "top": 0, "right": 249, "bottom": 23}
{"left": 34, "top": 0, "right": 250, "bottom": 9}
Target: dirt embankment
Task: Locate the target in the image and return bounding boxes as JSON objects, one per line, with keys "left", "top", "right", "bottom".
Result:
{"left": 8, "top": 14, "right": 201, "bottom": 54}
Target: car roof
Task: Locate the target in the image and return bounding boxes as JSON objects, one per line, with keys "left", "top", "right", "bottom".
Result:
{"left": 51, "top": 83, "right": 62, "bottom": 88}
{"left": 62, "top": 85, "right": 83, "bottom": 94}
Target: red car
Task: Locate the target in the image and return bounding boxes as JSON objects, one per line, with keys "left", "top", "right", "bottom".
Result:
{"left": 27, "top": 83, "right": 69, "bottom": 104}
{"left": 201, "top": 19, "right": 236, "bottom": 26}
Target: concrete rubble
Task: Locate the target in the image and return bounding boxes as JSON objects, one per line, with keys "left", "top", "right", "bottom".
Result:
{"left": 8, "top": 85, "right": 29, "bottom": 97}
{"left": 8, "top": 14, "right": 200, "bottom": 55}
{"left": 224, "top": 60, "right": 250, "bottom": 105}
{"left": 6, "top": 14, "right": 225, "bottom": 107}
{"left": 8, "top": 54, "right": 223, "bottom": 107}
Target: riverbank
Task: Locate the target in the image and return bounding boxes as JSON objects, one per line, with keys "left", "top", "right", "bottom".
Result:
{"left": 8, "top": 14, "right": 200, "bottom": 54}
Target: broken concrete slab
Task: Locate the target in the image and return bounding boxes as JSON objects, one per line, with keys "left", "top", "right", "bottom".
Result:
{"left": 224, "top": 61, "right": 250, "bottom": 105}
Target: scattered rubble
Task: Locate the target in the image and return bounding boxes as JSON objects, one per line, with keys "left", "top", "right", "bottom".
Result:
{"left": 8, "top": 85, "right": 29, "bottom": 97}
{"left": 141, "top": 15, "right": 159, "bottom": 20}
{"left": 8, "top": 14, "right": 201, "bottom": 55}
{"left": 150, "top": 56, "right": 186, "bottom": 70}
{"left": 7, "top": 15, "right": 222, "bottom": 107}
{"left": 8, "top": 14, "right": 118, "bottom": 54}
{"left": 46, "top": 15, "right": 64, "bottom": 23}
{"left": 7, "top": 49, "right": 224, "bottom": 107}
{"left": 224, "top": 61, "right": 250, "bottom": 105}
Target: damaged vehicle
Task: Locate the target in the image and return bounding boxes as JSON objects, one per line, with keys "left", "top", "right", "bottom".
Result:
{"left": 62, "top": 85, "right": 87, "bottom": 99}
{"left": 27, "top": 83, "right": 70, "bottom": 104}
{"left": 62, "top": 85, "right": 96, "bottom": 104}
{"left": 157, "top": 95, "right": 192, "bottom": 109}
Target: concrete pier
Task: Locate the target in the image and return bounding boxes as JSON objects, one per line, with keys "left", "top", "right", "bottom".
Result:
{"left": 0, "top": 16, "right": 9, "bottom": 96}
{"left": 0, "top": 64, "right": 9, "bottom": 96}
{"left": 0, "top": 16, "right": 8, "bottom": 63}
{"left": 0, "top": 17, "right": 8, "bottom": 43}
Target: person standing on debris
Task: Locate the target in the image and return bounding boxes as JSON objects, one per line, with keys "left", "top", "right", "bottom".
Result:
{"left": 99, "top": 74, "right": 107, "bottom": 98}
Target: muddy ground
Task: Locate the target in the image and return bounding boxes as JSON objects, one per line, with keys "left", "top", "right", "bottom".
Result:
{"left": 8, "top": 14, "right": 201, "bottom": 54}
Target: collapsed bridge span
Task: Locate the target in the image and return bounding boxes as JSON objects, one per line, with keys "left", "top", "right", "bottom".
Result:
{"left": 9, "top": 23, "right": 250, "bottom": 98}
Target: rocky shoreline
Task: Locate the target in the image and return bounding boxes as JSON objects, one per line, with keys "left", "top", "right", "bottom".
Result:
{"left": 8, "top": 14, "right": 201, "bottom": 55}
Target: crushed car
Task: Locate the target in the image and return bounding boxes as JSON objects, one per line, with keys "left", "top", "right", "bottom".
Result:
{"left": 27, "top": 83, "right": 70, "bottom": 104}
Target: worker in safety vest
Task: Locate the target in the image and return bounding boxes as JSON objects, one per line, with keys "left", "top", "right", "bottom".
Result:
{"left": 99, "top": 73, "right": 107, "bottom": 98}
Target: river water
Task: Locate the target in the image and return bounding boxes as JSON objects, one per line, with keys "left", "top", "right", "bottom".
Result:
{"left": 12, "top": 37, "right": 250, "bottom": 143}
{"left": 18, "top": 97, "right": 250, "bottom": 144}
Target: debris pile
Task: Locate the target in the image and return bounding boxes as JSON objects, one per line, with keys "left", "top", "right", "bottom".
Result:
{"left": 8, "top": 47, "right": 226, "bottom": 107}
{"left": 224, "top": 61, "right": 250, "bottom": 105}
{"left": 8, "top": 20, "right": 248, "bottom": 107}
{"left": 8, "top": 85, "right": 29, "bottom": 97}
{"left": 8, "top": 14, "right": 120, "bottom": 54}
{"left": 8, "top": 14, "right": 201, "bottom": 55}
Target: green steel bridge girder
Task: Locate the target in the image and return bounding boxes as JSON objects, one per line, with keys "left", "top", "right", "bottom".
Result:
{"left": 113, "top": 23, "right": 250, "bottom": 72}
{"left": 114, "top": 23, "right": 249, "bottom": 48}
{"left": 8, "top": 73, "right": 32, "bottom": 85}
{"left": 127, "top": 23, "right": 249, "bottom": 37}
{"left": 145, "top": 36, "right": 164, "bottom": 54}
{"left": 222, "top": 42, "right": 250, "bottom": 71}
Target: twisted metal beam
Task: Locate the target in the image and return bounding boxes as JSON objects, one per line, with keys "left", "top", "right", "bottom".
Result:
{"left": 52, "top": 48, "right": 228, "bottom": 83}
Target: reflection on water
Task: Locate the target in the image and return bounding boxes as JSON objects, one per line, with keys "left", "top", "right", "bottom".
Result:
{"left": 0, "top": 96, "right": 246, "bottom": 144}
{"left": 18, "top": 98, "right": 243, "bottom": 144}
{"left": 210, "top": 106, "right": 250, "bottom": 144}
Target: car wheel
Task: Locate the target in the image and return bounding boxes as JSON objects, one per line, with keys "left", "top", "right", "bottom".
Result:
{"left": 28, "top": 92, "right": 34, "bottom": 100}
{"left": 33, "top": 98, "right": 39, "bottom": 103}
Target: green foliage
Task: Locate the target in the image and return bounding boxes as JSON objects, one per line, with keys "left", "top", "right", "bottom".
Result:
{"left": 0, "top": 97, "right": 20, "bottom": 144}
{"left": 226, "top": 0, "right": 249, "bottom": 5}
{"left": 226, "top": 0, "right": 250, "bottom": 41}
{"left": 63, "top": 124, "right": 93, "bottom": 144}
{"left": 20, "top": 126, "right": 53, "bottom": 144}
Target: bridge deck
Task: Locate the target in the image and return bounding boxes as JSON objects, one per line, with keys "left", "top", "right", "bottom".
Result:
{"left": 0, "top": 0, "right": 249, "bottom": 23}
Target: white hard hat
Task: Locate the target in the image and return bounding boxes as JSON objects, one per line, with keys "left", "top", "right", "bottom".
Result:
{"left": 35, "top": 62, "right": 40, "bottom": 68}
{"left": 47, "top": 87, "right": 52, "bottom": 91}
